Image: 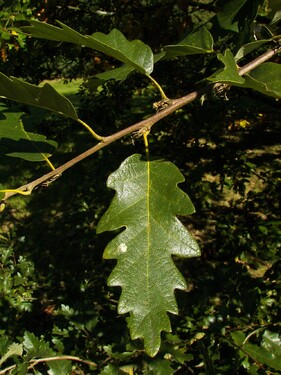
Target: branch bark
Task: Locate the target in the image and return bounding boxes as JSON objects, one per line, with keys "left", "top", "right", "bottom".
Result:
{"left": 1, "top": 44, "right": 281, "bottom": 202}
{"left": 0, "top": 355, "right": 97, "bottom": 374}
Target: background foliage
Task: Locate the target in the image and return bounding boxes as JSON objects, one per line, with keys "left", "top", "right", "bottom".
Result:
{"left": 0, "top": 0, "right": 281, "bottom": 373}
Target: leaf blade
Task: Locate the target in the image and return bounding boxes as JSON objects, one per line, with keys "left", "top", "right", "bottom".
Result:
{"left": 23, "top": 21, "right": 154, "bottom": 75}
{"left": 0, "top": 105, "right": 57, "bottom": 161}
{"left": 208, "top": 49, "right": 245, "bottom": 84}
{"left": 242, "top": 62, "right": 281, "bottom": 98}
{"left": 97, "top": 154, "right": 200, "bottom": 356}
{"left": 163, "top": 27, "right": 214, "bottom": 59}
{"left": 0, "top": 73, "right": 78, "bottom": 119}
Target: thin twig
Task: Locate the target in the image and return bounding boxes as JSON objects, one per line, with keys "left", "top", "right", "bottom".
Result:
{"left": 0, "top": 355, "right": 97, "bottom": 374}
{"left": 1, "top": 45, "right": 280, "bottom": 202}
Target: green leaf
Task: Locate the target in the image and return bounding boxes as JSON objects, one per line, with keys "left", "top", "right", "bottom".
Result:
{"left": 95, "top": 65, "right": 135, "bottom": 82}
{"left": 0, "top": 106, "right": 57, "bottom": 161}
{"left": 232, "top": 330, "right": 281, "bottom": 371}
{"left": 235, "top": 39, "right": 275, "bottom": 62}
{"left": 0, "top": 73, "right": 78, "bottom": 120}
{"left": 0, "top": 184, "right": 5, "bottom": 201}
{"left": 0, "top": 343, "right": 23, "bottom": 366}
{"left": 97, "top": 154, "right": 200, "bottom": 357}
{"left": 12, "top": 361, "right": 29, "bottom": 375}
{"left": 99, "top": 364, "right": 119, "bottom": 375}
{"left": 262, "top": 330, "right": 281, "bottom": 357}
{"left": 47, "top": 360, "right": 72, "bottom": 375}
{"left": 87, "top": 52, "right": 166, "bottom": 88}
{"left": 146, "top": 358, "right": 174, "bottom": 374}
{"left": 86, "top": 65, "right": 135, "bottom": 90}
{"left": 241, "top": 62, "right": 281, "bottom": 98}
{"left": 243, "top": 342, "right": 281, "bottom": 371}
{"left": 23, "top": 332, "right": 54, "bottom": 360}
{"left": 231, "top": 330, "right": 246, "bottom": 346}
{"left": 163, "top": 27, "right": 214, "bottom": 59}
{"left": 22, "top": 21, "right": 154, "bottom": 75}
{"left": 216, "top": 0, "right": 248, "bottom": 32}
{"left": 208, "top": 49, "right": 245, "bottom": 84}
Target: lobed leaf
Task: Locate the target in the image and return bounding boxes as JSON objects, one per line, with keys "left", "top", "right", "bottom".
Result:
{"left": 0, "top": 343, "right": 23, "bottom": 366}
{"left": 163, "top": 27, "right": 214, "bottom": 59}
{"left": 216, "top": 0, "right": 248, "bottom": 32}
{"left": 208, "top": 49, "right": 245, "bottom": 84}
{"left": 22, "top": 21, "right": 154, "bottom": 75}
{"left": 23, "top": 331, "right": 54, "bottom": 360}
{"left": 0, "top": 72, "right": 78, "bottom": 120}
{"left": 97, "top": 154, "right": 200, "bottom": 356}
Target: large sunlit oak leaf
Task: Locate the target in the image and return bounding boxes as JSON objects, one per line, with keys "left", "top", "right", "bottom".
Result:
{"left": 96, "top": 154, "right": 200, "bottom": 357}
{"left": 22, "top": 21, "right": 154, "bottom": 75}
{"left": 0, "top": 72, "right": 78, "bottom": 120}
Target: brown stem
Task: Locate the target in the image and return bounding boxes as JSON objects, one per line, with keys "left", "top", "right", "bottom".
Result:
{"left": 0, "top": 355, "right": 97, "bottom": 375}
{"left": 2, "top": 45, "right": 280, "bottom": 202}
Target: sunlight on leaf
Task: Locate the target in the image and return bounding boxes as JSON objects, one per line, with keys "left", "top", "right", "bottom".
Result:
{"left": 97, "top": 154, "right": 200, "bottom": 356}
{"left": 0, "top": 73, "right": 78, "bottom": 120}
{"left": 22, "top": 21, "right": 154, "bottom": 75}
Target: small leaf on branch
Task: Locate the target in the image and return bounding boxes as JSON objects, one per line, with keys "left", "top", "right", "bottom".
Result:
{"left": 97, "top": 154, "right": 200, "bottom": 356}
{"left": 235, "top": 39, "right": 276, "bottom": 62}
{"left": 23, "top": 331, "right": 54, "bottom": 360}
{"left": 208, "top": 49, "right": 245, "bottom": 84}
{"left": 242, "top": 62, "right": 281, "bottom": 98}
{"left": 0, "top": 343, "right": 23, "bottom": 366}
{"left": 163, "top": 27, "right": 214, "bottom": 59}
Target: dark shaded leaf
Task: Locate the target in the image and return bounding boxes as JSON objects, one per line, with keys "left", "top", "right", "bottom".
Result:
{"left": 0, "top": 73, "right": 78, "bottom": 120}
{"left": 242, "top": 62, "right": 281, "bottom": 98}
{"left": 0, "top": 105, "right": 57, "bottom": 161}
{"left": 163, "top": 27, "right": 214, "bottom": 59}
{"left": 216, "top": 0, "right": 248, "bottom": 32}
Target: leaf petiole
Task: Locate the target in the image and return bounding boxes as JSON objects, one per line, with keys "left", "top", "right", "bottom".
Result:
{"left": 0, "top": 189, "right": 32, "bottom": 196}
{"left": 146, "top": 74, "right": 169, "bottom": 100}
{"left": 143, "top": 129, "right": 150, "bottom": 159}
{"left": 77, "top": 119, "right": 104, "bottom": 141}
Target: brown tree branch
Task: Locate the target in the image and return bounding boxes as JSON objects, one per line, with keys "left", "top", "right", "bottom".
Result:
{"left": 0, "top": 355, "right": 97, "bottom": 374}
{"left": 1, "top": 44, "right": 281, "bottom": 202}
